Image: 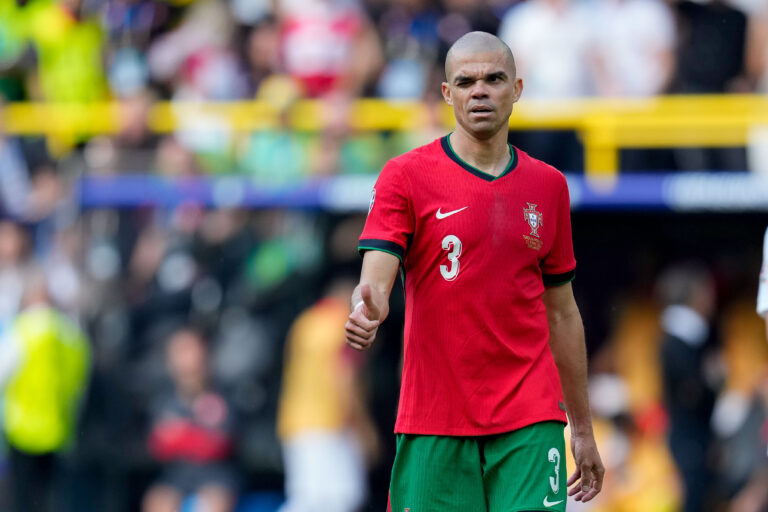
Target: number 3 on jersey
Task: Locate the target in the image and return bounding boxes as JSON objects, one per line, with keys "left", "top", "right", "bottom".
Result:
{"left": 440, "top": 235, "right": 462, "bottom": 281}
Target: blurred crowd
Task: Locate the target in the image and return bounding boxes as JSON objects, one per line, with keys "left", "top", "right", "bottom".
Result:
{"left": 0, "top": 0, "right": 768, "bottom": 511}
{"left": 0, "top": 204, "right": 764, "bottom": 512}
{"left": 1, "top": 0, "right": 768, "bottom": 176}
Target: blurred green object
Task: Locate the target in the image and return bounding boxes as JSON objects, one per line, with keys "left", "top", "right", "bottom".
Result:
{"left": 25, "top": 0, "right": 108, "bottom": 103}
{"left": 3, "top": 307, "right": 90, "bottom": 454}
{"left": 0, "top": 0, "right": 28, "bottom": 67}
{"left": 247, "top": 239, "right": 293, "bottom": 291}
{"left": 338, "top": 133, "right": 387, "bottom": 175}
{"left": 240, "top": 131, "right": 311, "bottom": 182}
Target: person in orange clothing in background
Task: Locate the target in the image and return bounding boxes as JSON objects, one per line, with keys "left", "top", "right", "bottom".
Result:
{"left": 728, "top": 227, "right": 768, "bottom": 512}
{"left": 277, "top": 275, "right": 379, "bottom": 512}
{"left": 142, "top": 327, "right": 239, "bottom": 512}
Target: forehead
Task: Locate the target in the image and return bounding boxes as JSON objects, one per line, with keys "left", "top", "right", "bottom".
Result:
{"left": 448, "top": 49, "right": 512, "bottom": 80}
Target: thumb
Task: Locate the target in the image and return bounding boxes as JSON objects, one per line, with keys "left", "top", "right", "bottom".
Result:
{"left": 360, "top": 284, "right": 380, "bottom": 320}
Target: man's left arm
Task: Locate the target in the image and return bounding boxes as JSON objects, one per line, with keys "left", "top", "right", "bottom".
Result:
{"left": 543, "top": 282, "right": 604, "bottom": 503}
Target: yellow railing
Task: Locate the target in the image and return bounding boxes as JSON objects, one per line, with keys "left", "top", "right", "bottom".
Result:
{"left": 4, "top": 95, "right": 768, "bottom": 178}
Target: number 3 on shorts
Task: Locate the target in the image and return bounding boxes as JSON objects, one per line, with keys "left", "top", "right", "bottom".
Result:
{"left": 440, "top": 235, "right": 462, "bottom": 281}
{"left": 548, "top": 447, "right": 560, "bottom": 494}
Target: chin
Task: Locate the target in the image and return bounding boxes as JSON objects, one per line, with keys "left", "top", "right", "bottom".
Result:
{"left": 463, "top": 121, "right": 502, "bottom": 140}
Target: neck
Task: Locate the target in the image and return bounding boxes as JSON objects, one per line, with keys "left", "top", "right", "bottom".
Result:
{"left": 449, "top": 128, "right": 510, "bottom": 177}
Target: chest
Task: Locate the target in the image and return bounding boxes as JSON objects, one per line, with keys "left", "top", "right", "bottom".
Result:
{"left": 408, "top": 176, "right": 557, "bottom": 265}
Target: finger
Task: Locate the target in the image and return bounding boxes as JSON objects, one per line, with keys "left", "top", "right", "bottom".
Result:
{"left": 345, "top": 332, "right": 374, "bottom": 350}
{"left": 574, "top": 464, "right": 602, "bottom": 502}
{"left": 579, "top": 464, "right": 596, "bottom": 492}
{"left": 566, "top": 468, "right": 581, "bottom": 487}
{"left": 346, "top": 331, "right": 374, "bottom": 346}
{"left": 348, "top": 312, "right": 379, "bottom": 331}
{"left": 361, "top": 284, "right": 380, "bottom": 320}
{"left": 346, "top": 340, "right": 364, "bottom": 351}
{"left": 578, "top": 487, "right": 600, "bottom": 503}
{"left": 345, "top": 321, "right": 376, "bottom": 339}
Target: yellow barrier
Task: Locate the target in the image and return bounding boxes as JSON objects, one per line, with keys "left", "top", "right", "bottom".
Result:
{"left": 4, "top": 95, "right": 768, "bottom": 178}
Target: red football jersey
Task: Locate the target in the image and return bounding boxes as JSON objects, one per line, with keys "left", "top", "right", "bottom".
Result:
{"left": 360, "top": 136, "right": 575, "bottom": 436}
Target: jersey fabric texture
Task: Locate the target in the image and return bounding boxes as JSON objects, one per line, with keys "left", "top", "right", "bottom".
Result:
{"left": 388, "top": 421, "right": 567, "bottom": 512}
{"left": 359, "top": 136, "right": 575, "bottom": 436}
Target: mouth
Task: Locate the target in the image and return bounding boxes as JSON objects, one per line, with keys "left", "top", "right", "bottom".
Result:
{"left": 469, "top": 105, "right": 494, "bottom": 115}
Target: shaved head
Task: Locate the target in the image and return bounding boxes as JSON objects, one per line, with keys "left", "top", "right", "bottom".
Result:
{"left": 445, "top": 31, "right": 516, "bottom": 81}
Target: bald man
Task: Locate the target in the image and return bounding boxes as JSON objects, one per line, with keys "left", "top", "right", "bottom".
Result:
{"left": 345, "top": 32, "right": 603, "bottom": 511}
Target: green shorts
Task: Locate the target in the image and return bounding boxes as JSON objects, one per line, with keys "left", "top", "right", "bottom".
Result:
{"left": 389, "top": 421, "right": 567, "bottom": 512}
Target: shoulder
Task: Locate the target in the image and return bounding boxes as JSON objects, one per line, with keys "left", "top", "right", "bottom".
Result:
{"left": 515, "top": 148, "right": 568, "bottom": 187}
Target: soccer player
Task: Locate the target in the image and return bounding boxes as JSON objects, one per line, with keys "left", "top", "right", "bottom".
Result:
{"left": 344, "top": 31, "right": 604, "bottom": 511}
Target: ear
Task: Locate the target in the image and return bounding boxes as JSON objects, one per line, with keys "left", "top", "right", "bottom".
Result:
{"left": 512, "top": 78, "right": 523, "bottom": 103}
{"left": 441, "top": 82, "right": 453, "bottom": 106}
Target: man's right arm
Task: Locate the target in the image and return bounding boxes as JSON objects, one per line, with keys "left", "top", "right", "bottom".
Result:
{"left": 345, "top": 250, "right": 401, "bottom": 351}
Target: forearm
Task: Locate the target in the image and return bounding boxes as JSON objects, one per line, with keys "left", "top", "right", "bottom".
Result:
{"left": 549, "top": 306, "right": 593, "bottom": 436}
{"left": 350, "top": 250, "right": 400, "bottom": 320}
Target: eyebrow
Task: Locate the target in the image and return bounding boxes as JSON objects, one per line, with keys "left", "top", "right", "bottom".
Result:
{"left": 453, "top": 71, "right": 508, "bottom": 84}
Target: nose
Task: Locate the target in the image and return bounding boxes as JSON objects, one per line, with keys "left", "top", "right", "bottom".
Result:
{"left": 470, "top": 82, "right": 488, "bottom": 99}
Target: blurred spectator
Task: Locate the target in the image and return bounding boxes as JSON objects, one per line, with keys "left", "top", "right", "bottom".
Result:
{"left": 0, "top": 221, "right": 34, "bottom": 330}
{"left": 276, "top": 0, "right": 383, "bottom": 98}
{"left": 726, "top": 371, "right": 768, "bottom": 512}
{"left": 497, "top": 0, "right": 593, "bottom": 171}
{"left": 374, "top": 0, "right": 442, "bottom": 99}
{"left": 0, "top": 273, "right": 90, "bottom": 512}
{"left": 244, "top": 18, "right": 282, "bottom": 97}
{"left": 0, "top": 99, "right": 58, "bottom": 222}
{"left": 147, "top": 0, "right": 245, "bottom": 101}
{"left": 102, "top": 0, "right": 170, "bottom": 99}
{"left": 746, "top": 3, "right": 768, "bottom": 92}
{"left": 0, "top": 0, "right": 28, "bottom": 100}
{"left": 239, "top": 75, "right": 310, "bottom": 181}
{"left": 24, "top": 0, "right": 109, "bottom": 103}
{"left": 589, "top": 0, "right": 675, "bottom": 97}
{"left": 667, "top": 0, "right": 750, "bottom": 172}
{"left": 724, "top": 262, "right": 768, "bottom": 512}
{"left": 277, "top": 276, "right": 378, "bottom": 512}
{"left": 657, "top": 263, "right": 719, "bottom": 512}
{"left": 83, "top": 90, "right": 158, "bottom": 174}
{"left": 436, "top": 0, "right": 501, "bottom": 57}
{"left": 498, "top": 0, "right": 593, "bottom": 99}
{"left": 670, "top": 0, "right": 749, "bottom": 94}
{"left": 142, "top": 327, "right": 238, "bottom": 512}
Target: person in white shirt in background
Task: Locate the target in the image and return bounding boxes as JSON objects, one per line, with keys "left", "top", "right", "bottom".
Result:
{"left": 498, "top": 0, "right": 593, "bottom": 99}
{"left": 588, "top": 0, "right": 676, "bottom": 97}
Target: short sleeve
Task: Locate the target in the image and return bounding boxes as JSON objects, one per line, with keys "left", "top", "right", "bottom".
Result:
{"left": 541, "top": 176, "right": 576, "bottom": 286}
{"left": 358, "top": 160, "right": 414, "bottom": 263}
{"left": 758, "top": 227, "right": 768, "bottom": 317}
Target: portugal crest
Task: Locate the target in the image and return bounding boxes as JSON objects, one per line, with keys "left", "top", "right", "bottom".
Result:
{"left": 523, "top": 202, "right": 543, "bottom": 237}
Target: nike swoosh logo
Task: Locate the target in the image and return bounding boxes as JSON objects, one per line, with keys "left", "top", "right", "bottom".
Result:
{"left": 543, "top": 497, "right": 564, "bottom": 507}
{"left": 435, "top": 206, "right": 468, "bottom": 219}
